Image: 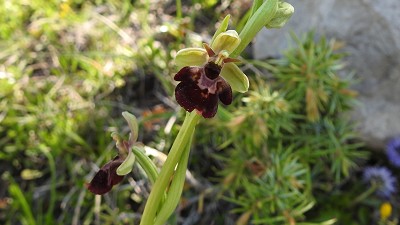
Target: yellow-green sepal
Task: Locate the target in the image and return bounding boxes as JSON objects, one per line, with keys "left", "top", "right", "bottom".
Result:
{"left": 174, "top": 48, "right": 208, "bottom": 69}
{"left": 116, "top": 149, "right": 135, "bottom": 176}
{"left": 211, "top": 30, "right": 241, "bottom": 54}
{"left": 220, "top": 63, "right": 249, "bottom": 93}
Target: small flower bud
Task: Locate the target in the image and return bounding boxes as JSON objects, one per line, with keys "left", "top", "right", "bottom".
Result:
{"left": 265, "top": 1, "right": 294, "bottom": 29}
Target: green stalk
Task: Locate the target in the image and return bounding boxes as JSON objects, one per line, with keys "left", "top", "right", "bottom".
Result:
{"left": 153, "top": 132, "right": 193, "bottom": 225}
{"left": 9, "top": 182, "right": 36, "bottom": 225}
{"left": 351, "top": 184, "right": 377, "bottom": 206}
{"left": 132, "top": 146, "right": 159, "bottom": 184}
{"left": 40, "top": 146, "right": 56, "bottom": 225}
{"left": 176, "top": 0, "right": 182, "bottom": 19}
{"left": 230, "top": 0, "right": 278, "bottom": 58}
{"left": 140, "top": 112, "right": 201, "bottom": 225}
{"left": 249, "top": 0, "right": 264, "bottom": 18}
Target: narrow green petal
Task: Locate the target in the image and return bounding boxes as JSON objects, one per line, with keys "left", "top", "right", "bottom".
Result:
{"left": 175, "top": 48, "right": 208, "bottom": 69}
{"left": 153, "top": 141, "right": 191, "bottom": 225}
{"left": 210, "top": 14, "right": 230, "bottom": 45}
{"left": 220, "top": 63, "right": 249, "bottom": 93}
{"left": 122, "top": 111, "right": 138, "bottom": 144}
{"left": 211, "top": 30, "right": 241, "bottom": 54}
{"left": 116, "top": 149, "right": 135, "bottom": 176}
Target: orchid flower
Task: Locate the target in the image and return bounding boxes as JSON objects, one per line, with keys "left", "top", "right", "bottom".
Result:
{"left": 174, "top": 30, "right": 249, "bottom": 118}
{"left": 87, "top": 112, "right": 141, "bottom": 195}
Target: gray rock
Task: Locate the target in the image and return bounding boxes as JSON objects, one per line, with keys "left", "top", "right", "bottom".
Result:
{"left": 254, "top": 0, "right": 400, "bottom": 148}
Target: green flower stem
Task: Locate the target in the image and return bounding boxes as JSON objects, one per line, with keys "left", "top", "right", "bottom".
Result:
{"left": 154, "top": 132, "right": 193, "bottom": 225}
{"left": 351, "top": 184, "right": 377, "bottom": 206}
{"left": 230, "top": 0, "right": 278, "bottom": 58}
{"left": 39, "top": 145, "right": 56, "bottom": 225}
{"left": 9, "top": 182, "right": 36, "bottom": 225}
{"left": 140, "top": 111, "right": 201, "bottom": 225}
{"left": 176, "top": 0, "right": 182, "bottom": 19}
{"left": 132, "top": 146, "right": 159, "bottom": 184}
{"left": 249, "top": 0, "right": 264, "bottom": 18}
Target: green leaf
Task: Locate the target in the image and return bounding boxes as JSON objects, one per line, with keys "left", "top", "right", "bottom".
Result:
{"left": 153, "top": 140, "right": 191, "bottom": 225}
{"left": 9, "top": 182, "right": 36, "bottom": 225}
{"left": 211, "top": 14, "right": 231, "bottom": 45}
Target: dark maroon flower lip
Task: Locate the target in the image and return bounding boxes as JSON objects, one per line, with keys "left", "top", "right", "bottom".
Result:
{"left": 174, "top": 64, "right": 232, "bottom": 118}
{"left": 87, "top": 156, "right": 125, "bottom": 195}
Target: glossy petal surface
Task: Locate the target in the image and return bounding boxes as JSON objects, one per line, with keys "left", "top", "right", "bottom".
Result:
{"left": 174, "top": 66, "right": 201, "bottom": 82}
{"left": 217, "top": 80, "right": 233, "bottom": 105}
{"left": 174, "top": 64, "right": 234, "bottom": 118}
{"left": 220, "top": 63, "right": 249, "bottom": 93}
{"left": 175, "top": 81, "right": 200, "bottom": 112}
{"left": 175, "top": 78, "right": 221, "bottom": 118}
{"left": 87, "top": 156, "right": 124, "bottom": 195}
{"left": 200, "top": 92, "right": 219, "bottom": 118}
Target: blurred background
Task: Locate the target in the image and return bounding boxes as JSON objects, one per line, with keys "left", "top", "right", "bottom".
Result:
{"left": 254, "top": 0, "right": 400, "bottom": 149}
{"left": 0, "top": 0, "right": 399, "bottom": 224}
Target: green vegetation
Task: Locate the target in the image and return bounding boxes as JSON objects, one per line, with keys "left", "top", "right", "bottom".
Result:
{"left": 209, "top": 33, "right": 368, "bottom": 224}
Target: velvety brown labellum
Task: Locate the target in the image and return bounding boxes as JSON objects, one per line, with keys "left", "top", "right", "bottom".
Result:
{"left": 174, "top": 64, "right": 232, "bottom": 118}
{"left": 87, "top": 156, "right": 124, "bottom": 195}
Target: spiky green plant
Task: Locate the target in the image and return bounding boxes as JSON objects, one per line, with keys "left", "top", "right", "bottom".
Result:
{"left": 211, "top": 32, "right": 367, "bottom": 224}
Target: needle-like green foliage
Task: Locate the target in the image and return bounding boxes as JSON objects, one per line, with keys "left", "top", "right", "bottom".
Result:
{"left": 208, "top": 32, "right": 368, "bottom": 224}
